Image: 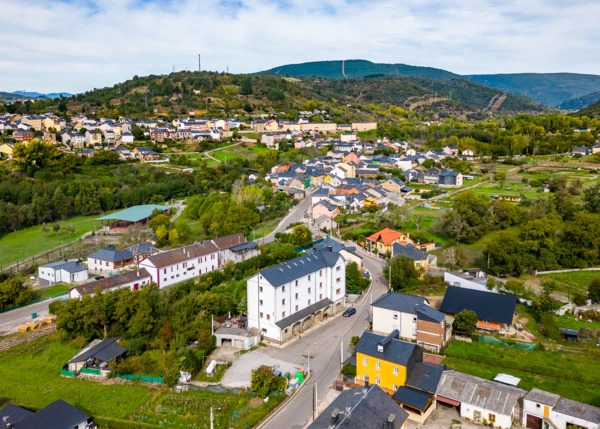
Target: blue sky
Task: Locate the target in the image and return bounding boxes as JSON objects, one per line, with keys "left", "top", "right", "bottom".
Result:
{"left": 1, "top": 0, "right": 599, "bottom": 93}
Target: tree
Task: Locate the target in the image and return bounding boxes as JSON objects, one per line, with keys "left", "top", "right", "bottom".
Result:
{"left": 12, "top": 140, "right": 62, "bottom": 177}
{"left": 240, "top": 77, "right": 253, "bottom": 95}
{"left": 346, "top": 262, "right": 369, "bottom": 294}
{"left": 168, "top": 228, "right": 180, "bottom": 245}
{"left": 289, "top": 225, "right": 312, "bottom": 247}
{"left": 588, "top": 278, "right": 600, "bottom": 303}
{"left": 251, "top": 365, "right": 286, "bottom": 398}
{"left": 583, "top": 183, "right": 600, "bottom": 214}
{"left": 386, "top": 255, "right": 420, "bottom": 291}
{"left": 341, "top": 363, "right": 356, "bottom": 378}
{"left": 494, "top": 172, "right": 507, "bottom": 189}
{"left": 453, "top": 309, "right": 478, "bottom": 336}
{"left": 52, "top": 222, "right": 61, "bottom": 233}
{"left": 41, "top": 223, "right": 49, "bottom": 235}
{"left": 533, "top": 280, "right": 558, "bottom": 321}
{"left": 148, "top": 214, "right": 170, "bottom": 233}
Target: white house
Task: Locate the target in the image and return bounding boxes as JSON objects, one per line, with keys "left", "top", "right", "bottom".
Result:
{"left": 139, "top": 241, "right": 219, "bottom": 289}
{"left": 69, "top": 268, "right": 152, "bottom": 299}
{"left": 211, "top": 233, "right": 260, "bottom": 267}
{"left": 121, "top": 132, "right": 134, "bottom": 143}
{"left": 38, "top": 260, "right": 89, "bottom": 286}
{"left": 444, "top": 271, "right": 489, "bottom": 292}
{"left": 246, "top": 248, "right": 347, "bottom": 344}
{"left": 523, "top": 388, "right": 600, "bottom": 429}
{"left": 87, "top": 245, "right": 135, "bottom": 274}
{"left": 436, "top": 371, "right": 526, "bottom": 429}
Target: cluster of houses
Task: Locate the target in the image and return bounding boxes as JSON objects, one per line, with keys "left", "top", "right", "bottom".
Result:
{"left": 309, "top": 275, "right": 600, "bottom": 429}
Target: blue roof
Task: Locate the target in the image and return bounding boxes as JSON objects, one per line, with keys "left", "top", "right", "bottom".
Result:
{"left": 393, "top": 386, "right": 432, "bottom": 411}
{"left": 88, "top": 245, "right": 134, "bottom": 263}
{"left": 392, "top": 242, "right": 428, "bottom": 261}
{"left": 125, "top": 241, "right": 157, "bottom": 255}
{"left": 440, "top": 286, "right": 517, "bottom": 325}
{"left": 18, "top": 400, "right": 90, "bottom": 429}
{"left": 372, "top": 292, "right": 426, "bottom": 313}
{"left": 41, "top": 260, "right": 87, "bottom": 273}
{"left": 230, "top": 242, "right": 258, "bottom": 252}
{"left": 258, "top": 249, "right": 342, "bottom": 287}
{"left": 355, "top": 331, "right": 421, "bottom": 366}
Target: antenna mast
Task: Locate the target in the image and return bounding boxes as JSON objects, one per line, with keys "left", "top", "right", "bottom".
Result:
{"left": 198, "top": 54, "right": 201, "bottom": 72}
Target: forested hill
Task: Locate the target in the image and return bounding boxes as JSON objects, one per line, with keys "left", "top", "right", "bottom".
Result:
{"left": 466, "top": 73, "right": 600, "bottom": 108}
{"left": 260, "top": 60, "right": 600, "bottom": 109}
{"left": 574, "top": 98, "right": 600, "bottom": 118}
{"left": 262, "top": 59, "right": 460, "bottom": 80}
{"left": 2, "top": 70, "right": 546, "bottom": 121}
{"left": 560, "top": 90, "right": 600, "bottom": 111}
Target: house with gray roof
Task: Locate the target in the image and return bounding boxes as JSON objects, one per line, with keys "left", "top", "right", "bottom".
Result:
{"left": 66, "top": 337, "right": 126, "bottom": 376}
{"left": 371, "top": 292, "right": 451, "bottom": 352}
{"left": 87, "top": 245, "right": 135, "bottom": 274}
{"left": 69, "top": 268, "right": 152, "bottom": 299}
{"left": 436, "top": 370, "right": 526, "bottom": 429}
{"left": 523, "top": 388, "right": 600, "bottom": 429}
{"left": 38, "top": 259, "right": 89, "bottom": 286}
{"left": 246, "top": 248, "right": 347, "bottom": 344}
{"left": 0, "top": 399, "right": 96, "bottom": 429}
{"left": 308, "top": 385, "right": 409, "bottom": 429}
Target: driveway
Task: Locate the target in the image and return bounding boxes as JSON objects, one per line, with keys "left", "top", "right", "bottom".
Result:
{"left": 221, "top": 350, "right": 302, "bottom": 388}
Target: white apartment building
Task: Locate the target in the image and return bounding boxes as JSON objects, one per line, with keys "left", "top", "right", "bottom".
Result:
{"left": 139, "top": 241, "right": 219, "bottom": 289}
{"left": 247, "top": 248, "right": 346, "bottom": 344}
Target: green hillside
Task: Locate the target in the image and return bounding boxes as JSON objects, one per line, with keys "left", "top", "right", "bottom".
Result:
{"left": 559, "top": 90, "right": 600, "bottom": 110}
{"left": 263, "top": 59, "right": 459, "bottom": 80}
{"left": 574, "top": 98, "right": 600, "bottom": 118}
{"left": 467, "top": 73, "right": 600, "bottom": 107}
{"left": 0, "top": 91, "right": 29, "bottom": 101}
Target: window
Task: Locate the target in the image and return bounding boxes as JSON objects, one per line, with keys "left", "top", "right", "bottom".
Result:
{"left": 282, "top": 312, "right": 286, "bottom": 318}
{"left": 336, "top": 288, "right": 341, "bottom": 294}
{"left": 282, "top": 299, "right": 285, "bottom": 305}
{"left": 393, "top": 313, "right": 398, "bottom": 320}
{"left": 260, "top": 312, "right": 263, "bottom": 318}
{"left": 295, "top": 293, "right": 299, "bottom": 299}
{"left": 284, "top": 328, "right": 288, "bottom": 334}
{"left": 259, "top": 300, "right": 263, "bottom": 305}
{"left": 393, "top": 384, "right": 398, "bottom": 390}
{"left": 164, "top": 269, "right": 167, "bottom": 274}
{"left": 320, "top": 270, "right": 323, "bottom": 276}
{"left": 282, "top": 286, "right": 285, "bottom": 292}
{"left": 319, "top": 282, "right": 323, "bottom": 288}
{"left": 413, "top": 317, "right": 417, "bottom": 322}
{"left": 308, "top": 275, "right": 311, "bottom": 280}
{"left": 308, "top": 287, "right": 311, "bottom": 293}
{"left": 375, "top": 361, "right": 380, "bottom": 369}
{"left": 295, "top": 280, "right": 298, "bottom": 286}
{"left": 393, "top": 367, "right": 398, "bottom": 375}
{"left": 336, "top": 266, "right": 341, "bottom": 271}
{"left": 375, "top": 376, "right": 380, "bottom": 385}
{"left": 363, "top": 374, "right": 368, "bottom": 381}
{"left": 488, "top": 414, "right": 496, "bottom": 424}
{"left": 363, "top": 357, "right": 368, "bottom": 366}
{"left": 336, "top": 277, "right": 341, "bottom": 283}
{"left": 536, "top": 404, "right": 541, "bottom": 408}
{"left": 295, "top": 305, "right": 299, "bottom": 311}
{"left": 266, "top": 314, "right": 270, "bottom": 320}
{"left": 259, "top": 286, "right": 263, "bottom": 292}
{"left": 319, "top": 294, "right": 323, "bottom": 300}
{"left": 308, "top": 299, "right": 311, "bottom": 305}
{"left": 416, "top": 262, "right": 421, "bottom": 268}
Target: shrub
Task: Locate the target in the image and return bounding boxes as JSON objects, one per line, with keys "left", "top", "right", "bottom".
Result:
{"left": 341, "top": 363, "right": 356, "bottom": 378}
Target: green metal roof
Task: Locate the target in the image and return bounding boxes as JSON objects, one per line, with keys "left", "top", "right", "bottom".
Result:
{"left": 97, "top": 205, "right": 171, "bottom": 223}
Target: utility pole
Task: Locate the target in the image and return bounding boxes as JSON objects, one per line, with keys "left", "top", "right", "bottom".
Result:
{"left": 340, "top": 338, "right": 343, "bottom": 366}
{"left": 198, "top": 54, "right": 201, "bottom": 72}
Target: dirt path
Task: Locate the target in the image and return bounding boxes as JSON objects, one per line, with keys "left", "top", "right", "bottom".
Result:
{"left": 407, "top": 96, "right": 448, "bottom": 110}
{"left": 484, "top": 93, "right": 507, "bottom": 112}
{"left": 202, "top": 141, "right": 243, "bottom": 163}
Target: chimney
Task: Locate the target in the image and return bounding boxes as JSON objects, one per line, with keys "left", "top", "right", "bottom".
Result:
{"left": 136, "top": 270, "right": 140, "bottom": 278}
{"left": 331, "top": 409, "right": 340, "bottom": 424}
{"left": 386, "top": 414, "right": 395, "bottom": 429}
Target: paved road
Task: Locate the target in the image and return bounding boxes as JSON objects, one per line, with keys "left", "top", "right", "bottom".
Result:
{"left": 0, "top": 296, "right": 64, "bottom": 336}
{"left": 262, "top": 193, "right": 314, "bottom": 244}
{"left": 261, "top": 248, "right": 387, "bottom": 429}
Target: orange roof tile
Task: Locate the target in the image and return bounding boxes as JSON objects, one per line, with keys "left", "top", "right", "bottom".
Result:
{"left": 366, "top": 228, "right": 410, "bottom": 246}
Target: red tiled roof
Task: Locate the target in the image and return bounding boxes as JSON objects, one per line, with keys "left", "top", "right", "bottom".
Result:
{"left": 366, "top": 228, "right": 410, "bottom": 246}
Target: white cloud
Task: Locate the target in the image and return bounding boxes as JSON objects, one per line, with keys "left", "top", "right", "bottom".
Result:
{"left": 1, "top": 0, "right": 599, "bottom": 92}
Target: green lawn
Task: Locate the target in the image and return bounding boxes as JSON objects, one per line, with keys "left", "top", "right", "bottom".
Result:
{"left": 541, "top": 271, "right": 600, "bottom": 292}
{"left": 34, "top": 283, "right": 70, "bottom": 300}
{"left": 442, "top": 340, "right": 600, "bottom": 407}
{"left": 0, "top": 334, "right": 283, "bottom": 428}
{"left": 0, "top": 212, "right": 116, "bottom": 267}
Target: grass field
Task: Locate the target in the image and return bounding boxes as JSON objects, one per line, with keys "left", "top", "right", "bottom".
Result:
{"left": 0, "top": 212, "right": 117, "bottom": 267}
{"left": 0, "top": 334, "right": 283, "bottom": 428}
{"left": 34, "top": 283, "right": 70, "bottom": 300}
{"left": 540, "top": 271, "right": 600, "bottom": 292}
{"left": 442, "top": 340, "right": 600, "bottom": 407}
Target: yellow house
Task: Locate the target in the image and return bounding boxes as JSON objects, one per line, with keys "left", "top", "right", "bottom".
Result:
{"left": 391, "top": 242, "right": 429, "bottom": 276}
{"left": 0, "top": 143, "right": 15, "bottom": 156}
{"left": 42, "top": 117, "right": 62, "bottom": 132}
{"left": 354, "top": 330, "right": 423, "bottom": 395}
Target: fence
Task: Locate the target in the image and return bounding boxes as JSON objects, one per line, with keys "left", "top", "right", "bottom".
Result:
{"left": 117, "top": 374, "right": 164, "bottom": 383}
{"left": 478, "top": 335, "right": 535, "bottom": 350}
{"left": 81, "top": 367, "right": 102, "bottom": 375}
{"left": 60, "top": 369, "right": 76, "bottom": 377}
{"left": 0, "top": 292, "right": 68, "bottom": 315}
{"left": 0, "top": 232, "right": 122, "bottom": 275}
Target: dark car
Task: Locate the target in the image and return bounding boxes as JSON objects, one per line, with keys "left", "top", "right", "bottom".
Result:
{"left": 94, "top": 275, "right": 105, "bottom": 280}
{"left": 343, "top": 307, "right": 356, "bottom": 317}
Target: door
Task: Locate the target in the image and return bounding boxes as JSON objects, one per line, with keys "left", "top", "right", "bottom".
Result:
{"left": 526, "top": 414, "right": 542, "bottom": 429}
{"left": 134, "top": 283, "right": 139, "bottom": 290}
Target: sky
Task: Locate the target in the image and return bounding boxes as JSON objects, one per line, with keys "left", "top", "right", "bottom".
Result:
{"left": 1, "top": 0, "right": 599, "bottom": 93}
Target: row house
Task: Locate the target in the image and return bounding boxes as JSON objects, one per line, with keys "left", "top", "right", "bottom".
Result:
{"left": 246, "top": 248, "right": 347, "bottom": 343}
{"left": 139, "top": 241, "right": 220, "bottom": 289}
{"left": 150, "top": 127, "right": 170, "bottom": 142}
{"left": 85, "top": 129, "right": 102, "bottom": 145}
{"left": 13, "top": 130, "right": 34, "bottom": 142}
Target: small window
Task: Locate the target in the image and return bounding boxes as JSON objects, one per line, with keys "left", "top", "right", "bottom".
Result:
{"left": 308, "top": 275, "right": 311, "bottom": 280}
{"left": 336, "top": 288, "right": 341, "bottom": 294}
{"left": 336, "top": 266, "right": 341, "bottom": 271}
{"left": 308, "top": 299, "right": 311, "bottom": 305}
{"left": 259, "top": 286, "right": 263, "bottom": 292}
{"left": 488, "top": 414, "right": 496, "bottom": 424}
{"left": 319, "top": 282, "right": 323, "bottom": 288}
{"left": 295, "top": 293, "right": 299, "bottom": 299}
{"left": 375, "top": 376, "right": 380, "bottom": 385}
{"left": 319, "top": 293, "right": 323, "bottom": 299}
{"left": 363, "top": 357, "right": 368, "bottom": 366}
{"left": 282, "top": 311, "right": 286, "bottom": 318}
{"left": 308, "top": 287, "right": 311, "bottom": 293}
{"left": 295, "top": 280, "right": 298, "bottom": 286}
{"left": 284, "top": 328, "right": 288, "bottom": 334}
{"left": 416, "top": 262, "right": 421, "bottom": 268}
{"left": 536, "top": 404, "right": 541, "bottom": 408}
{"left": 363, "top": 374, "right": 368, "bottom": 381}
{"left": 266, "top": 314, "right": 270, "bottom": 320}
{"left": 282, "top": 299, "right": 285, "bottom": 305}
{"left": 413, "top": 317, "right": 417, "bottom": 322}
{"left": 393, "top": 366, "right": 398, "bottom": 375}
{"left": 260, "top": 312, "right": 263, "bottom": 318}
{"left": 282, "top": 285, "right": 285, "bottom": 292}
{"left": 320, "top": 270, "right": 323, "bottom": 276}
{"left": 336, "top": 277, "right": 341, "bottom": 283}
{"left": 295, "top": 305, "right": 299, "bottom": 311}
{"left": 375, "top": 361, "right": 380, "bottom": 369}
{"left": 393, "top": 313, "right": 398, "bottom": 320}
{"left": 259, "top": 300, "right": 263, "bottom": 305}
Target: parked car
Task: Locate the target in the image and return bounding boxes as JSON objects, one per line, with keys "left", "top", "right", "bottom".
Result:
{"left": 343, "top": 307, "right": 356, "bottom": 317}
{"left": 94, "top": 275, "right": 105, "bottom": 280}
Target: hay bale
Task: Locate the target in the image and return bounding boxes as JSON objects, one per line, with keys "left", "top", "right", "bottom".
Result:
{"left": 18, "top": 325, "right": 29, "bottom": 333}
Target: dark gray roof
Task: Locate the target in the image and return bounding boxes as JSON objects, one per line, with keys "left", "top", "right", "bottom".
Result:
{"left": 406, "top": 362, "right": 446, "bottom": 393}
{"left": 41, "top": 260, "right": 87, "bottom": 274}
{"left": 68, "top": 337, "right": 126, "bottom": 364}
{"left": 0, "top": 404, "right": 34, "bottom": 426}
{"left": 524, "top": 388, "right": 560, "bottom": 407}
{"left": 88, "top": 245, "right": 134, "bottom": 263}
{"left": 439, "top": 286, "right": 517, "bottom": 325}
{"left": 554, "top": 396, "right": 600, "bottom": 423}
{"left": 71, "top": 269, "right": 151, "bottom": 297}
{"left": 125, "top": 241, "right": 157, "bottom": 255}
{"left": 275, "top": 298, "right": 332, "bottom": 328}
{"left": 230, "top": 241, "right": 258, "bottom": 252}
{"left": 18, "top": 399, "right": 90, "bottom": 429}
{"left": 308, "top": 385, "right": 408, "bottom": 429}
{"left": 392, "top": 242, "right": 428, "bottom": 261}
{"left": 258, "top": 249, "right": 343, "bottom": 288}
{"left": 417, "top": 305, "right": 446, "bottom": 323}
{"left": 393, "top": 386, "right": 432, "bottom": 411}
{"left": 211, "top": 233, "right": 246, "bottom": 250}
{"left": 372, "top": 292, "right": 426, "bottom": 313}
{"left": 355, "top": 331, "right": 422, "bottom": 367}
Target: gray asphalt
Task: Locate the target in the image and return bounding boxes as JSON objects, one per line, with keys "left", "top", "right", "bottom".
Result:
{"left": 0, "top": 296, "right": 64, "bottom": 336}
